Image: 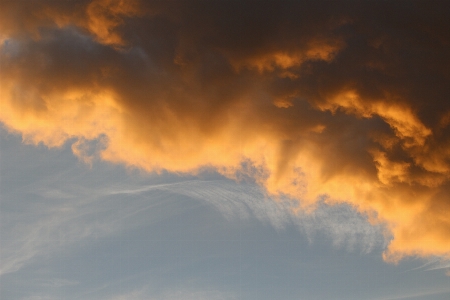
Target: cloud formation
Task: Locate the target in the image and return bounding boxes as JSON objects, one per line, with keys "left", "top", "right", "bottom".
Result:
{"left": 1, "top": 0, "right": 450, "bottom": 261}
{"left": 111, "top": 179, "right": 386, "bottom": 253}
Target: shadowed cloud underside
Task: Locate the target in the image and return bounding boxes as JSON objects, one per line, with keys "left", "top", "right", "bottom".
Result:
{"left": 1, "top": 0, "right": 450, "bottom": 261}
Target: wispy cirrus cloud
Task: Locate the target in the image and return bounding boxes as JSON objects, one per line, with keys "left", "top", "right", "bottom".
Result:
{"left": 406, "top": 258, "right": 450, "bottom": 274}
{"left": 0, "top": 176, "right": 385, "bottom": 277}
{"left": 370, "top": 286, "right": 450, "bottom": 300}
{"left": 105, "top": 285, "right": 238, "bottom": 300}
{"left": 110, "top": 179, "right": 387, "bottom": 252}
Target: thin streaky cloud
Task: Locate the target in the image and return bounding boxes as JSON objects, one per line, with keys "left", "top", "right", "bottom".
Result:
{"left": 402, "top": 258, "right": 441, "bottom": 273}
{"left": 370, "top": 286, "right": 450, "bottom": 300}
{"left": 104, "top": 285, "right": 238, "bottom": 300}
{"left": 424, "top": 261, "right": 450, "bottom": 272}
{"left": 0, "top": 176, "right": 385, "bottom": 277}
{"left": 105, "top": 180, "right": 202, "bottom": 196}
{"left": 106, "top": 179, "right": 387, "bottom": 252}
{"left": 402, "top": 257, "right": 450, "bottom": 274}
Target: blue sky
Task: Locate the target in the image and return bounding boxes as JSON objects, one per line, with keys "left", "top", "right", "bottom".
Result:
{"left": 2, "top": 127, "right": 450, "bottom": 299}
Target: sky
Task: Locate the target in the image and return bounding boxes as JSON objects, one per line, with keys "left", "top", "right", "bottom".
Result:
{"left": 1, "top": 0, "right": 450, "bottom": 299}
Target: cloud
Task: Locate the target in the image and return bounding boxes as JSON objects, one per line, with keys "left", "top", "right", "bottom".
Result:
{"left": 104, "top": 284, "right": 238, "bottom": 300}
{"left": 408, "top": 257, "right": 450, "bottom": 274}
{"left": 0, "top": 168, "right": 383, "bottom": 278}
{"left": 1, "top": 0, "right": 450, "bottom": 261}
{"left": 370, "top": 286, "right": 450, "bottom": 300}
{"left": 112, "top": 179, "right": 386, "bottom": 253}
{"left": 35, "top": 278, "right": 79, "bottom": 288}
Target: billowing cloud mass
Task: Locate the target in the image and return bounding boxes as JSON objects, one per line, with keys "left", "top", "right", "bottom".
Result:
{"left": 1, "top": 0, "right": 450, "bottom": 261}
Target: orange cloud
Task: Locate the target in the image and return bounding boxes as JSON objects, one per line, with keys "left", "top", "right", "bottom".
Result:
{"left": 86, "top": 0, "right": 141, "bottom": 46}
{"left": 318, "top": 90, "right": 432, "bottom": 147}
{"left": 0, "top": 0, "right": 141, "bottom": 47}
{"left": 1, "top": 0, "right": 450, "bottom": 262}
{"left": 231, "top": 40, "right": 342, "bottom": 73}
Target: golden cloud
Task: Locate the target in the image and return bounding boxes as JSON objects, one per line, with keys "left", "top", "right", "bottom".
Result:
{"left": 1, "top": 0, "right": 450, "bottom": 261}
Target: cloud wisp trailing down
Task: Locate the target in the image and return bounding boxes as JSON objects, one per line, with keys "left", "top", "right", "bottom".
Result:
{"left": 0, "top": 172, "right": 385, "bottom": 278}
{"left": 111, "top": 179, "right": 387, "bottom": 253}
{"left": 1, "top": 0, "right": 450, "bottom": 261}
